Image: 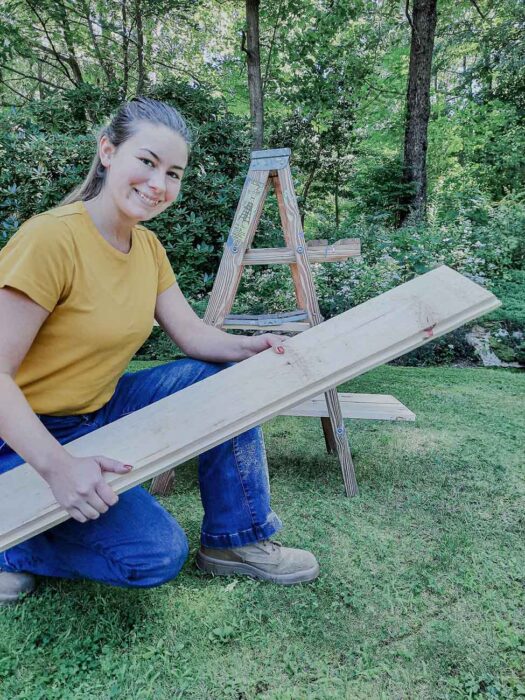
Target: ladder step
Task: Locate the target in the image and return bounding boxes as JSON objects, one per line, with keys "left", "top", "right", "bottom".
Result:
{"left": 225, "top": 310, "right": 307, "bottom": 324}
{"left": 223, "top": 310, "right": 309, "bottom": 332}
{"left": 223, "top": 321, "right": 310, "bottom": 332}
{"left": 222, "top": 321, "right": 311, "bottom": 333}
{"left": 282, "top": 393, "right": 416, "bottom": 421}
{"left": 243, "top": 239, "right": 360, "bottom": 265}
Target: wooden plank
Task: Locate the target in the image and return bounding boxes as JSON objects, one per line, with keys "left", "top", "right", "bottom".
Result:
{"left": 0, "top": 266, "right": 500, "bottom": 551}
{"left": 243, "top": 242, "right": 361, "bottom": 265}
{"left": 282, "top": 393, "right": 416, "bottom": 421}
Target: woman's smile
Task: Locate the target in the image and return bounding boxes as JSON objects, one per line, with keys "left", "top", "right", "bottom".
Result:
{"left": 132, "top": 188, "right": 162, "bottom": 207}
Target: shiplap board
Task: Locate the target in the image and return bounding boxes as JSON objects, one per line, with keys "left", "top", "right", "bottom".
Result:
{"left": 0, "top": 266, "right": 500, "bottom": 551}
{"left": 282, "top": 393, "right": 416, "bottom": 421}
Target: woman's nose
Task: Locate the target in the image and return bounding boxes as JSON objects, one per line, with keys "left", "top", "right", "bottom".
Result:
{"left": 148, "top": 170, "right": 167, "bottom": 193}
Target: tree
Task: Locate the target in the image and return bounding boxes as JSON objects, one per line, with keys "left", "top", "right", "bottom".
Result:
{"left": 399, "top": 0, "right": 438, "bottom": 226}
{"left": 243, "top": 0, "right": 264, "bottom": 150}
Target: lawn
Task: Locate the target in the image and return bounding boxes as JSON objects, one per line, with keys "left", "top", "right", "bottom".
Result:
{"left": 0, "top": 365, "right": 523, "bottom": 700}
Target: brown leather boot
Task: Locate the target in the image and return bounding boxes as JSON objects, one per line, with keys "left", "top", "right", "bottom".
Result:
{"left": 0, "top": 572, "right": 35, "bottom": 605}
{"left": 196, "top": 540, "right": 319, "bottom": 585}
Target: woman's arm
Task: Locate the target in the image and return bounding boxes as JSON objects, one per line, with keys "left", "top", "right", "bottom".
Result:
{"left": 155, "top": 282, "right": 288, "bottom": 362}
{"left": 0, "top": 288, "right": 130, "bottom": 522}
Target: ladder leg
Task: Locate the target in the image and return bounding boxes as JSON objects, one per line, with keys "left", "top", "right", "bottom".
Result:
{"left": 274, "top": 164, "right": 359, "bottom": 497}
{"left": 321, "top": 417, "right": 337, "bottom": 453}
{"left": 324, "top": 388, "right": 359, "bottom": 497}
{"left": 150, "top": 468, "right": 176, "bottom": 496}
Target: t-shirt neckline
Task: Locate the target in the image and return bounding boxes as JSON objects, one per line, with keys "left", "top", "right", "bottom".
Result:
{"left": 80, "top": 201, "right": 135, "bottom": 261}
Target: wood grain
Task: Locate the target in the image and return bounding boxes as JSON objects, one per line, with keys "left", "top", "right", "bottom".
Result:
{"left": 0, "top": 266, "right": 500, "bottom": 552}
{"left": 282, "top": 393, "right": 416, "bottom": 421}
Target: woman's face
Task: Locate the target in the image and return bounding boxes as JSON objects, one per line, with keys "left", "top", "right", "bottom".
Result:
{"left": 99, "top": 121, "right": 189, "bottom": 224}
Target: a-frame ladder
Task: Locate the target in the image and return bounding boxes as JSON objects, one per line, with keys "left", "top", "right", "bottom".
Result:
{"left": 152, "top": 148, "right": 361, "bottom": 497}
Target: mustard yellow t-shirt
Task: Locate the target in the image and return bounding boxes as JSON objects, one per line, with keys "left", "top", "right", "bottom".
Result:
{"left": 0, "top": 201, "right": 176, "bottom": 415}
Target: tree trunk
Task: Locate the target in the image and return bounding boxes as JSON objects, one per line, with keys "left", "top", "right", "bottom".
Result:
{"left": 121, "top": 0, "right": 130, "bottom": 99}
{"left": 244, "top": 0, "right": 264, "bottom": 150}
{"left": 335, "top": 144, "right": 340, "bottom": 229}
{"left": 134, "top": 0, "right": 146, "bottom": 95}
{"left": 399, "top": 0, "right": 438, "bottom": 227}
{"left": 57, "top": 3, "right": 84, "bottom": 86}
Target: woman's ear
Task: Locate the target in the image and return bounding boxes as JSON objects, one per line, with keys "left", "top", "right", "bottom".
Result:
{"left": 99, "top": 135, "right": 116, "bottom": 168}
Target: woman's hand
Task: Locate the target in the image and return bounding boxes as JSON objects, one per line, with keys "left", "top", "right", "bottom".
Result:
{"left": 240, "top": 333, "right": 289, "bottom": 358}
{"left": 43, "top": 456, "right": 132, "bottom": 523}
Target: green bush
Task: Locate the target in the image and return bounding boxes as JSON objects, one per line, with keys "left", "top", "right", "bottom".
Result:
{"left": 0, "top": 82, "right": 251, "bottom": 299}
{"left": 487, "top": 269, "right": 525, "bottom": 327}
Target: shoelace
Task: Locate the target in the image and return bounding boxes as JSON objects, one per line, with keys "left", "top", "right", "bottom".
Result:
{"left": 257, "top": 539, "right": 282, "bottom": 554}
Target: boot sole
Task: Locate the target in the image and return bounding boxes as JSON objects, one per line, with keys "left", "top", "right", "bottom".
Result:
{"left": 0, "top": 589, "right": 34, "bottom": 605}
{"left": 195, "top": 551, "right": 320, "bottom": 585}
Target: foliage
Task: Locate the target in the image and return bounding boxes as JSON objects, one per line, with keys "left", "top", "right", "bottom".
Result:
{"left": 0, "top": 81, "right": 251, "bottom": 297}
{"left": 488, "top": 270, "right": 525, "bottom": 328}
{"left": 0, "top": 0, "right": 524, "bottom": 366}
{"left": 0, "top": 364, "right": 523, "bottom": 698}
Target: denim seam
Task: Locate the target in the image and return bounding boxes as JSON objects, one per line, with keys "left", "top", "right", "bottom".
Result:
{"left": 201, "top": 512, "right": 281, "bottom": 541}
{"left": 231, "top": 435, "right": 259, "bottom": 529}
{"left": 1, "top": 550, "right": 11, "bottom": 571}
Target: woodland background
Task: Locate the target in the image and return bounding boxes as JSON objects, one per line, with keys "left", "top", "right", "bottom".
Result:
{"left": 0, "top": 0, "right": 523, "bottom": 364}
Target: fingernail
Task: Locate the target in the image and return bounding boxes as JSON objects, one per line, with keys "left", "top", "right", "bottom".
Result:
{"left": 277, "top": 346, "right": 285, "bottom": 354}
{"left": 124, "top": 464, "right": 133, "bottom": 470}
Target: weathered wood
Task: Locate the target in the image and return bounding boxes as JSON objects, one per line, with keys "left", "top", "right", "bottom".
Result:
{"left": 242, "top": 241, "right": 360, "bottom": 265}
{"left": 202, "top": 169, "right": 269, "bottom": 328}
{"left": 222, "top": 321, "right": 310, "bottom": 332}
{"left": 192, "top": 150, "right": 358, "bottom": 499}
{"left": 148, "top": 468, "right": 176, "bottom": 496}
{"left": 283, "top": 393, "right": 416, "bottom": 421}
{"left": 275, "top": 166, "right": 358, "bottom": 494}
{"left": 0, "top": 266, "right": 500, "bottom": 552}
{"left": 251, "top": 148, "right": 291, "bottom": 159}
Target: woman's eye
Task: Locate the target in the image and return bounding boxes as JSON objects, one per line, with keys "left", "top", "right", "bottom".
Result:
{"left": 140, "top": 158, "right": 154, "bottom": 167}
{"left": 168, "top": 172, "right": 180, "bottom": 180}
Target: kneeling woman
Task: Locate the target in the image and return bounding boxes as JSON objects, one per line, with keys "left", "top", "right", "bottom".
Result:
{"left": 0, "top": 97, "right": 319, "bottom": 603}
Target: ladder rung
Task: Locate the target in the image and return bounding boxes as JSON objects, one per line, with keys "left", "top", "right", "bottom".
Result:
{"left": 222, "top": 321, "right": 310, "bottom": 332}
{"left": 225, "top": 310, "right": 308, "bottom": 324}
{"left": 243, "top": 240, "right": 360, "bottom": 265}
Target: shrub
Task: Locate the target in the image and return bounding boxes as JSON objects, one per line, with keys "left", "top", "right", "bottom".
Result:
{"left": 0, "top": 82, "right": 251, "bottom": 299}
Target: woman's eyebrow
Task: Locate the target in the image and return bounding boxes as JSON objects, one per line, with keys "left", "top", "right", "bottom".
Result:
{"left": 139, "top": 148, "right": 184, "bottom": 171}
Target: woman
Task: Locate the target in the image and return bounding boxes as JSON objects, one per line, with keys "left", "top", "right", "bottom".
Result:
{"left": 0, "top": 97, "right": 319, "bottom": 603}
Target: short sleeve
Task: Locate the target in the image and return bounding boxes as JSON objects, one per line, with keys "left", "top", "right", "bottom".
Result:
{"left": 0, "top": 215, "right": 74, "bottom": 312}
{"left": 154, "top": 238, "right": 177, "bottom": 295}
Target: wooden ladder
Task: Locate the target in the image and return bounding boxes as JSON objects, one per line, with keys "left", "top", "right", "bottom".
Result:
{"left": 152, "top": 147, "right": 364, "bottom": 497}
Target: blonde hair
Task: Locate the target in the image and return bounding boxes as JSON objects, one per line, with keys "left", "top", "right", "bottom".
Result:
{"left": 62, "top": 96, "right": 192, "bottom": 204}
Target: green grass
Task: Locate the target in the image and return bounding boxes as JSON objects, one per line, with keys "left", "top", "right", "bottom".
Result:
{"left": 1, "top": 365, "right": 524, "bottom": 700}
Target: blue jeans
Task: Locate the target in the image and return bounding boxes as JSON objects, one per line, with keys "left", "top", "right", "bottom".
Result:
{"left": 0, "top": 359, "right": 282, "bottom": 588}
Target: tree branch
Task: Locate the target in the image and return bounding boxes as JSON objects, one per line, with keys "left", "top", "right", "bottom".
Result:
{"left": 0, "top": 78, "right": 31, "bottom": 103}
{"left": 241, "top": 29, "right": 248, "bottom": 55}
{"left": 405, "top": 0, "right": 415, "bottom": 32}
{"left": 468, "top": 0, "right": 486, "bottom": 20}
{"left": 1, "top": 64, "right": 65, "bottom": 91}
{"left": 262, "top": 0, "right": 283, "bottom": 94}
{"left": 150, "top": 58, "right": 205, "bottom": 87}
{"left": 24, "top": 0, "right": 76, "bottom": 85}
